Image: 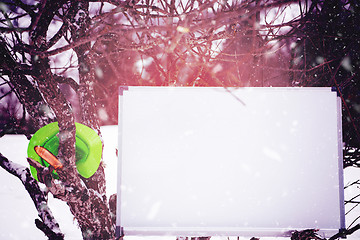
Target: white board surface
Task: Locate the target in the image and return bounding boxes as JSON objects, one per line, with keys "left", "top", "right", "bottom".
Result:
{"left": 116, "top": 87, "right": 345, "bottom": 237}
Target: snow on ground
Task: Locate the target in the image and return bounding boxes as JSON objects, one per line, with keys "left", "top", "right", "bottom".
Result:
{"left": 1, "top": 125, "right": 360, "bottom": 240}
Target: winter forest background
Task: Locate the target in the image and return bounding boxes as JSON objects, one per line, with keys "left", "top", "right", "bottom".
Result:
{"left": 1, "top": 0, "right": 360, "bottom": 239}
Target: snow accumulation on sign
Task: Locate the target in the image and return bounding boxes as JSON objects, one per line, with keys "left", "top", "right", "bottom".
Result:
{"left": 116, "top": 87, "right": 345, "bottom": 238}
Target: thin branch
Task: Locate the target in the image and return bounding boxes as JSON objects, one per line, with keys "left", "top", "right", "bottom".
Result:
{"left": 54, "top": 75, "right": 79, "bottom": 91}
{"left": 346, "top": 202, "right": 360, "bottom": 215}
{"left": 329, "top": 224, "right": 360, "bottom": 240}
{"left": 9, "top": 0, "right": 36, "bottom": 17}
{"left": 0, "top": 81, "right": 10, "bottom": 87}
{"left": 28, "top": 0, "right": 47, "bottom": 32}
{"left": 0, "top": 26, "right": 29, "bottom": 33}
{"left": 0, "top": 89, "right": 13, "bottom": 100}
{"left": 345, "top": 179, "right": 360, "bottom": 189}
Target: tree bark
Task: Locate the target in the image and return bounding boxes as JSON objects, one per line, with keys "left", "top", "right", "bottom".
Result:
{"left": 0, "top": 37, "right": 54, "bottom": 128}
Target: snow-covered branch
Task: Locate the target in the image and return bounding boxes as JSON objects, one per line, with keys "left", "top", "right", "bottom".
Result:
{"left": 0, "top": 152, "right": 64, "bottom": 240}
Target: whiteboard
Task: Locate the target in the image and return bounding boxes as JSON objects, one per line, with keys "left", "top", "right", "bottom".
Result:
{"left": 116, "top": 87, "right": 345, "bottom": 238}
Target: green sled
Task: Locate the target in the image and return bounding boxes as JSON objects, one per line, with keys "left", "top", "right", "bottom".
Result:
{"left": 27, "top": 122, "right": 102, "bottom": 180}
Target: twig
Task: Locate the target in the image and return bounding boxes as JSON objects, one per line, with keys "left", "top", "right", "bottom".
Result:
{"left": 329, "top": 224, "right": 360, "bottom": 240}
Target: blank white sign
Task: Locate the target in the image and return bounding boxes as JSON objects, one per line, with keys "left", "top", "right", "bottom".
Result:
{"left": 116, "top": 87, "right": 345, "bottom": 238}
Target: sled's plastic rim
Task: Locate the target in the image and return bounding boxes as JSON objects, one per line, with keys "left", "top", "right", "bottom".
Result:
{"left": 27, "top": 122, "right": 102, "bottom": 180}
